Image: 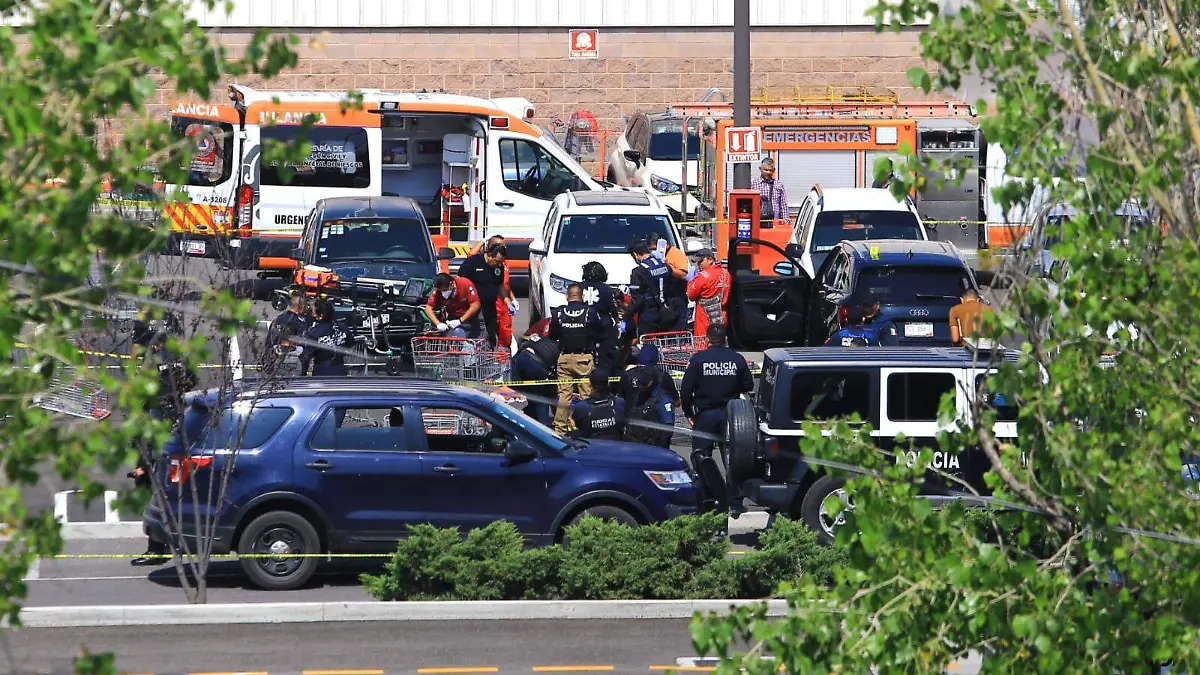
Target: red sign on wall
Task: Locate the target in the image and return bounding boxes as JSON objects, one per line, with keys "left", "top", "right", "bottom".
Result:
{"left": 725, "top": 126, "right": 763, "bottom": 164}
{"left": 568, "top": 29, "right": 599, "bottom": 59}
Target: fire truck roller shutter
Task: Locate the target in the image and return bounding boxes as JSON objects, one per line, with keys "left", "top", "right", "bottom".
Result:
{"left": 778, "top": 150, "right": 856, "bottom": 211}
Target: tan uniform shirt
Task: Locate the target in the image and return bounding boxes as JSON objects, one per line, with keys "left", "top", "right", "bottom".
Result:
{"left": 948, "top": 298, "right": 993, "bottom": 344}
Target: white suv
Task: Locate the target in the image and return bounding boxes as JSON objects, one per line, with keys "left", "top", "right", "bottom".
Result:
{"left": 786, "top": 186, "right": 929, "bottom": 279}
{"left": 529, "top": 190, "right": 700, "bottom": 321}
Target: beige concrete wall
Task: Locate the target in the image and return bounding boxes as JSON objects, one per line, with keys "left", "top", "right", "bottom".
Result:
{"left": 151, "top": 27, "right": 929, "bottom": 132}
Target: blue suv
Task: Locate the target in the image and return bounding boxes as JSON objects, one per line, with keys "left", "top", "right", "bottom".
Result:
{"left": 143, "top": 378, "right": 700, "bottom": 590}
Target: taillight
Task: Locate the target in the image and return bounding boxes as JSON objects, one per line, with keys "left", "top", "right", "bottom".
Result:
{"left": 839, "top": 305, "right": 849, "bottom": 326}
{"left": 236, "top": 185, "right": 254, "bottom": 238}
{"left": 169, "top": 456, "right": 214, "bottom": 484}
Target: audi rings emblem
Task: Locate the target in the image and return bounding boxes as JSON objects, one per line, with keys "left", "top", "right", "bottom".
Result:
{"left": 909, "top": 308, "right": 930, "bottom": 317}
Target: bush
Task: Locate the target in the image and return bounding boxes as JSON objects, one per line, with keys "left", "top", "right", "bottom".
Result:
{"left": 362, "top": 513, "right": 845, "bottom": 601}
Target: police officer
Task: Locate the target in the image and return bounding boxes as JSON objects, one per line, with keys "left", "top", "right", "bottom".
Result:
{"left": 826, "top": 306, "right": 879, "bottom": 346}
{"left": 625, "top": 239, "right": 675, "bottom": 338}
{"left": 619, "top": 343, "right": 679, "bottom": 449}
{"left": 268, "top": 294, "right": 310, "bottom": 350}
{"left": 511, "top": 319, "right": 560, "bottom": 426}
{"left": 301, "top": 298, "right": 350, "bottom": 376}
{"left": 581, "top": 261, "right": 620, "bottom": 376}
{"left": 860, "top": 293, "right": 900, "bottom": 346}
{"left": 650, "top": 232, "right": 690, "bottom": 330}
{"left": 680, "top": 324, "right": 753, "bottom": 454}
{"left": 570, "top": 371, "right": 626, "bottom": 441}
{"left": 458, "top": 242, "right": 507, "bottom": 347}
{"left": 550, "top": 284, "right": 605, "bottom": 433}
{"left": 130, "top": 329, "right": 197, "bottom": 566}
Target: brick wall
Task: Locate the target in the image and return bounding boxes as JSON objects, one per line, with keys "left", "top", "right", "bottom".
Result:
{"left": 150, "top": 26, "right": 928, "bottom": 132}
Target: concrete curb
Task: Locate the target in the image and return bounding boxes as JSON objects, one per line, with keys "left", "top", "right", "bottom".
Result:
{"left": 18, "top": 599, "right": 789, "bottom": 628}
{"left": 17, "top": 512, "right": 770, "bottom": 541}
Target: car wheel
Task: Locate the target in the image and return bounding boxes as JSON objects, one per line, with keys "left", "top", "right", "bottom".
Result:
{"left": 799, "top": 475, "right": 851, "bottom": 545}
{"left": 560, "top": 505, "right": 639, "bottom": 543}
{"left": 724, "top": 398, "right": 758, "bottom": 484}
{"left": 237, "top": 511, "right": 321, "bottom": 591}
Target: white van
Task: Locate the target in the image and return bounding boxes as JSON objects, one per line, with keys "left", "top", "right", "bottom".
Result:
{"left": 164, "top": 86, "right": 605, "bottom": 280}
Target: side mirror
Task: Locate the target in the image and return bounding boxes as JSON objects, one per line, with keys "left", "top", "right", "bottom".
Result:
{"left": 773, "top": 261, "right": 797, "bottom": 277}
{"left": 505, "top": 439, "right": 538, "bottom": 463}
{"left": 486, "top": 436, "right": 509, "bottom": 454}
{"left": 529, "top": 238, "right": 547, "bottom": 256}
{"left": 623, "top": 149, "right": 643, "bottom": 166}
{"left": 684, "top": 239, "right": 704, "bottom": 255}
{"left": 437, "top": 247, "right": 456, "bottom": 261}
{"left": 289, "top": 247, "right": 306, "bottom": 261}
{"left": 784, "top": 243, "right": 804, "bottom": 260}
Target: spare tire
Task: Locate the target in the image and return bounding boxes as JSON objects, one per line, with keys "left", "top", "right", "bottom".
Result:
{"left": 724, "top": 398, "right": 759, "bottom": 484}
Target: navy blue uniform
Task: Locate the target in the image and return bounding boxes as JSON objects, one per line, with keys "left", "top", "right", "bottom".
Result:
{"left": 302, "top": 318, "right": 350, "bottom": 376}
{"left": 267, "top": 310, "right": 310, "bottom": 349}
{"left": 864, "top": 317, "right": 900, "bottom": 346}
{"left": 627, "top": 257, "right": 672, "bottom": 336}
{"left": 680, "top": 346, "right": 754, "bottom": 452}
{"left": 581, "top": 280, "right": 620, "bottom": 374}
{"left": 570, "top": 395, "right": 626, "bottom": 441}
{"left": 550, "top": 301, "right": 604, "bottom": 356}
{"left": 458, "top": 253, "right": 505, "bottom": 346}
{"left": 620, "top": 366, "right": 678, "bottom": 448}
{"left": 512, "top": 334, "right": 559, "bottom": 425}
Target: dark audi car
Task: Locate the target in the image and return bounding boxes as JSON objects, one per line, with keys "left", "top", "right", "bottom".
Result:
{"left": 143, "top": 378, "right": 700, "bottom": 590}
{"left": 728, "top": 239, "right": 984, "bottom": 349}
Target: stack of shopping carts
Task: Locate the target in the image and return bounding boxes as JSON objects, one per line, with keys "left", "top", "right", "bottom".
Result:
{"left": 410, "top": 336, "right": 510, "bottom": 384}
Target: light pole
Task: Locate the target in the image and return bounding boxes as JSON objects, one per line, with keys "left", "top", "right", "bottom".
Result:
{"left": 733, "top": 0, "right": 751, "bottom": 190}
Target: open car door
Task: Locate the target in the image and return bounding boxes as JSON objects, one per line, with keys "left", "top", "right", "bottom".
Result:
{"left": 727, "top": 238, "right": 811, "bottom": 349}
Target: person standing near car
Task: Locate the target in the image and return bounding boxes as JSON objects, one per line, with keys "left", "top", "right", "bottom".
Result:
{"left": 625, "top": 239, "right": 674, "bottom": 337}
{"left": 751, "top": 158, "right": 789, "bottom": 228}
{"left": 949, "top": 288, "right": 994, "bottom": 346}
{"left": 424, "top": 272, "right": 484, "bottom": 339}
{"left": 619, "top": 343, "right": 678, "bottom": 449}
{"left": 301, "top": 298, "right": 351, "bottom": 377}
{"left": 468, "top": 235, "right": 517, "bottom": 350}
{"left": 550, "top": 284, "right": 605, "bottom": 433}
{"left": 650, "top": 232, "right": 689, "bottom": 330}
{"left": 511, "top": 318, "right": 559, "bottom": 426}
{"left": 860, "top": 294, "right": 900, "bottom": 346}
{"left": 680, "top": 325, "right": 753, "bottom": 454}
{"left": 570, "top": 371, "right": 626, "bottom": 441}
{"left": 267, "top": 294, "right": 310, "bottom": 350}
{"left": 826, "top": 306, "right": 877, "bottom": 346}
{"left": 581, "top": 261, "right": 620, "bottom": 377}
{"left": 686, "top": 248, "right": 730, "bottom": 339}
{"left": 457, "top": 242, "right": 507, "bottom": 347}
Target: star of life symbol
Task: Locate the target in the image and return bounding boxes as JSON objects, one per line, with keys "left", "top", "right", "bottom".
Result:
{"left": 582, "top": 286, "right": 600, "bottom": 305}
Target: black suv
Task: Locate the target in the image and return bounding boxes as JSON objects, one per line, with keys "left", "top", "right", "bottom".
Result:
{"left": 726, "top": 239, "right": 985, "bottom": 349}
{"left": 274, "top": 197, "right": 453, "bottom": 368}
{"left": 720, "top": 346, "right": 1020, "bottom": 542}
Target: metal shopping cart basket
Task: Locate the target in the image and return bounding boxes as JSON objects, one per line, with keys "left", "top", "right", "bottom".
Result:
{"left": 20, "top": 338, "right": 113, "bottom": 421}
{"left": 640, "top": 331, "right": 709, "bottom": 378}
{"left": 410, "top": 335, "right": 510, "bottom": 384}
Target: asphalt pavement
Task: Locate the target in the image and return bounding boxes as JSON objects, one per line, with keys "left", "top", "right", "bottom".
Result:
{"left": 5, "top": 618, "right": 983, "bottom": 675}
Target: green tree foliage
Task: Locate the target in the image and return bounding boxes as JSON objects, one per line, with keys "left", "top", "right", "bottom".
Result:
{"left": 0, "top": 0, "right": 297, "bottom": 624}
{"left": 696, "top": 1, "right": 1200, "bottom": 672}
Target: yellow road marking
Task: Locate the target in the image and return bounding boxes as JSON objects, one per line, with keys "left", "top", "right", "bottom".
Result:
{"left": 304, "top": 671, "right": 385, "bottom": 675}
{"left": 532, "top": 667, "right": 615, "bottom": 672}
{"left": 418, "top": 669, "right": 501, "bottom": 674}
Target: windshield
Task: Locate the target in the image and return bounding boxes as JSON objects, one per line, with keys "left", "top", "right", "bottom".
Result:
{"left": 556, "top": 214, "right": 677, "bottom": 254}
{"left": 486, "top": 397, "right": 570, "bottom": 451}
{"left": 315, "top": 219, "right": 433, "bottom": 263}
{"left": 648, "top": 119, "right": 700, "bottom": 161}
{"left": 811, "top": 210, "right": 923, "bottom": 252}
{"left": 856, "top": 266, "right": 973, "bottom": 305}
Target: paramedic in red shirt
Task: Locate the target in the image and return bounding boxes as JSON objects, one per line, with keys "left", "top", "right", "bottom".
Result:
{"left": 468, "top": 235, "right": 517, "bottom": 349}
{"left": 686, "top": 248, "right": 731, "bottom": 339}
{"left": 424, "top": 273, "right": 484, "bottom": 339}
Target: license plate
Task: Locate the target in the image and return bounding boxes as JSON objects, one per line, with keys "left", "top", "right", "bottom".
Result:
{"left": 904, "top": 322, "right": 934, "bottom": 338}
{"left": 182, "top": 240, "right": 206, "bottom": 255}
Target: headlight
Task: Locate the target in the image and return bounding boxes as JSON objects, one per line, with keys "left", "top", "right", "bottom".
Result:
{"left": 650, "top": 174, "right": 681, "bottom": 194}
{"left": 644, "top": 469, "right": 692, "bottom": 490}
{"left": 548, "top": 273, "right": 577, "bottom": 294}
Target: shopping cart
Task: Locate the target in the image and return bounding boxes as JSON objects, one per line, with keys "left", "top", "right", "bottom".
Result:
{"left": 422, "top": 409, "right": 492, "bottom": 436}
{"left": 640, "top": 331, "right": 709, "bottom": 378}
{"left": 21, "top": 338, "right": 112, "bottom": 421}
{"left": 410, "top": 335, "right": 510, "bottom": 384}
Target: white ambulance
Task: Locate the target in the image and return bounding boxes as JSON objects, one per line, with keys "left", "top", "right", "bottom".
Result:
{"left": 164, "top": 85, "right": 607, "bottom": 280}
